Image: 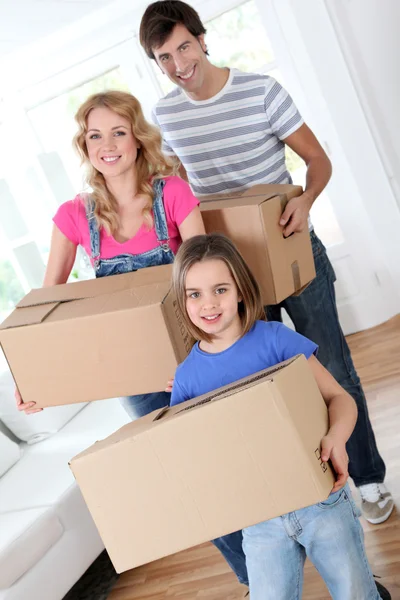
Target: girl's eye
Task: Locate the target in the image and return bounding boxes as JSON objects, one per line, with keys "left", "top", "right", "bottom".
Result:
{"left": 114, "top": 131, "right": 125, "bottom": 137}
{"left": 216, "top": 288, "right": 226, "bottom": 295}
{"left": 89, "top": 134, "right": 100, "bottom": 140}
{"left": 189, "top": 292, "right": 200, "bottom": 299}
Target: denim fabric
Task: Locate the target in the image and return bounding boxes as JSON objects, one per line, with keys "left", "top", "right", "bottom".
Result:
{"left": 86, "top": 178, "right": 174, "bottom": 420}
{"left": 212, "top": 531, "right": 248, "bottom": 585}
{"left": 242, "top": 484, "right": 381, "bottom": 600}
{"left": 266, "top": 231, "right": 386, "bottom": 488}
{"left": 86, "top": 178, "right": 175, "bottom": 277}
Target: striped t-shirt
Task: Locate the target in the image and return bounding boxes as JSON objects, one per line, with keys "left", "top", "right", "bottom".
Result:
{"left": 152, "top": 68, "right": 304, "bottom": 197}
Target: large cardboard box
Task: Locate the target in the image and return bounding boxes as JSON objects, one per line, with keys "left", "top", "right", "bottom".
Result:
{"left": 200, "top": 184, "right": 316, "bottom": 305}
{"left": 70, "top": 354, "right": 335, "bottom": 573}
{"left": 0, "top": 265, "right": 192, "bottom": 408}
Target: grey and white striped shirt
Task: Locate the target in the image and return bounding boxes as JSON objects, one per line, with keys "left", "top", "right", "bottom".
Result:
{"left": 152, "top": 68, "right": 304, "bottom": 197}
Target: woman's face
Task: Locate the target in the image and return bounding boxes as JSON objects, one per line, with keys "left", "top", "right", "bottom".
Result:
{"left": 85, "top": 107, "right": 140, "bottom": 180}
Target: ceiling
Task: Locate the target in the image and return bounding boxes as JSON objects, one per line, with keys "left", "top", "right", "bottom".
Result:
{"left": 0, "top": 0, "right": 116, "bottom": 58}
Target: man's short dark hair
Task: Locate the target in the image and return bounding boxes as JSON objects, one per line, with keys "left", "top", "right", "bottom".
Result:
{"left": 140, "top": 1, "right": 206, "bottom": 60}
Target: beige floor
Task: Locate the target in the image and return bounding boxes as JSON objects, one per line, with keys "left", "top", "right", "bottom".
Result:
{"left": 109, "top": 315, "right": 400, "bottom": 600}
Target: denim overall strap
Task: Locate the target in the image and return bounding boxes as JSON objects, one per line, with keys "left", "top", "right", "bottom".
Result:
{"left": 85, "top": 196, "right": 101, "bottom": 270}
{"left": 152, "top": 179, "right": 170, "bottom": 251}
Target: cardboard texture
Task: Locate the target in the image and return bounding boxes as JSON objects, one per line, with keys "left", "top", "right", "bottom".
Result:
{"left": 70, "top": 354, "right": 335, "bottom": 573}
{"left": 200, "top": 184, "right": 316, "bottom": 305}
{"left": 0, "top": 265, "right": 192, "bottom": 408}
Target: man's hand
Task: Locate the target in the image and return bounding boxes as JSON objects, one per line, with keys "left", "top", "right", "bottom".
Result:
{"left": 279, "top": 192, "right": 314, "bottom": 237}
{"left": 320, "top": 434, "right": 349, "bottom": 493}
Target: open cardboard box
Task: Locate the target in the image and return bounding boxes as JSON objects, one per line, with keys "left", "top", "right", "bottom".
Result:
{"left": 201, "top": 184, "right": 316, "bottom": 305}
{"left": 0, "top": 265, "right": 192, "bottom": 408}
{"left": 70, "top": 354, "right": 335, "bottom": 573}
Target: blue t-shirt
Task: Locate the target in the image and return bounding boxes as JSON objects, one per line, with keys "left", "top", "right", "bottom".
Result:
{"left": 171, "top": 321, "right": 318, "bottom": 406}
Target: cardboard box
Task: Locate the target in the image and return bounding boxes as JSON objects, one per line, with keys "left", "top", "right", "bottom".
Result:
{"left": 70, "top": 354, "right": 335, "bottom": 573}
{"left": 0, "top": 265, "right": 192, "bottom": 408}
{"left": 200, "top": 184, "right": 316, "bottom": 305}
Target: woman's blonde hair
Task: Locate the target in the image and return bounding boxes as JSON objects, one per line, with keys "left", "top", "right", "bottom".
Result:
{"left": 173, "top": 233, "right": 266, "bottom": 343}
{"left": 73, "top": 90, "right": 176, "bottom": 234}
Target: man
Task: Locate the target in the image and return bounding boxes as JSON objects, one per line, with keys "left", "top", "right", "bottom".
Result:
{"left": 139, "top": 0, "right": 392, "bottom": 596}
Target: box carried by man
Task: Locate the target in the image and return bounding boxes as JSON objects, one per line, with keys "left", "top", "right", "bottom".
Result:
{"left": 70, "top": 354, "right": 335, "bottom": 573}
{"left": 200, "top": 184, "right": 316, "bottom": 305}
{"left": 0, "top": 265, "right": 192, "bottom": 408}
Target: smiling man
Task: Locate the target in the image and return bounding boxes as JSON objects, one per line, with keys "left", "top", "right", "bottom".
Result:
{"left": 139, "top": 1, "right": 392, "bottom": 598}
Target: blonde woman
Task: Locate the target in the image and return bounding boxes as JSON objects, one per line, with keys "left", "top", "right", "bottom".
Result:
{"left": 16, "top": 90, "right": 205, "bottom": 417}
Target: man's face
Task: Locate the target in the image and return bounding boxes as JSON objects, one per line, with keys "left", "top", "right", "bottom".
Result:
{"left": 153, "top": 23, "right": 209, "bottom": 97}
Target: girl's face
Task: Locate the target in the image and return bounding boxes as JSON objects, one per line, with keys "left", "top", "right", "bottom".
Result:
{"left": 185, "top": 258, "right": 242, "bottom": 344}
{"left": 85, "top": 107, "right": 140, "bottom": 180}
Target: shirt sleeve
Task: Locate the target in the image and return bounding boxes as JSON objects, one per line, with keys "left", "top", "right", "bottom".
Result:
{"left": 274, "top": 322, "right": 318, "bottom": 362}
{"left": 163, "top": 176, "right": 200, "bottom": 227}
{"left": 52, "top": 198, "right": 82, "bottom": 245}
{"left": 264, "top": 77, "right": 304, "bottom": 140}
{"left": 170, "top": 376, "right": 191, "bottom": 407}
{"left": 152, "top": 107, "right": 176, "bottom": 156}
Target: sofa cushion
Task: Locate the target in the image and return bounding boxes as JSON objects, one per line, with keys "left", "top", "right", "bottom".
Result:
{"left": 0, "top": 369, "right": 87, "bottom": 444}
{"left": 0, "top": 428, "right": 20, "bottom": 477}
{"left": 0, "top": 508, "right": 64, "bottom": 589}
{"left": 0, "top": 398, "right": 130, "bottom": 513}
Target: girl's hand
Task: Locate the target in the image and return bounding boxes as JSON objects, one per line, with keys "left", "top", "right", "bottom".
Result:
{"left": 15, "top": 387, "right": 43, "bottom": 415}
{"left": 165, "top": 378, "right": 174, "bottom": 393}
{"left": 320, "top": 434, "right": 349, "bottom": 493}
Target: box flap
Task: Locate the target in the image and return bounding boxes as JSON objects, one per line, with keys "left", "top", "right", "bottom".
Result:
{"left": 0, "top": 302, "right": 59, "bottom": 330}
{"left": 17, "top": 264, "right": 173, "bottom": 308}
{"left": 200, "top": 184, "right": 303, "bottom": 207}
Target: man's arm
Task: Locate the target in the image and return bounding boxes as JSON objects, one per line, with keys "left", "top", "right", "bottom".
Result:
{"left": 280, "top": 123, "right": 332, "bottom": 237}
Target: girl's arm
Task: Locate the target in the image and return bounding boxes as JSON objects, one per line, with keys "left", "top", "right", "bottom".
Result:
{"left": 15, "top": 225, "right": 77, "bottom": 414}
{"left": 178, "top": 206, "right": 205, "bottom": 241}
{"left": 308, "top": 354, "right": 357, "bottom": 492}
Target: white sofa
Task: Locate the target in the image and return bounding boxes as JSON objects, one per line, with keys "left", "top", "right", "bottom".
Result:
{"left": 0, "top": 369, "right": 130, "bottom": 600}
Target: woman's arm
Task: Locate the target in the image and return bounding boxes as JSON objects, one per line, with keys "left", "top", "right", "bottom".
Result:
{"left": 178, "top": 206, "right": 205, "bottom": 241}
{"left": 43, "top": 224, "right": 78, "bottom": 286}
{"left": 15, "top": 225, "right": 77, "bottom": 413}
{"left": 308, "top": 354, "right": 357, "bottom": 492}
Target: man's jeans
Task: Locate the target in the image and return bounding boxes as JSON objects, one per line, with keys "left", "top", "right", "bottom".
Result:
{"left": 267, "top": 231, "right": 386, "bottom": 488}
{"left": 212, "top": 231, "right": 386, "bottom": 587}
{"left": 242, "top": 485, "right": 381, "bottom": 600}
{"left": 120, "top": 392, "right": 171, "bottom": 419}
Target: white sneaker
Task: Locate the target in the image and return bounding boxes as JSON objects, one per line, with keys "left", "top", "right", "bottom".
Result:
{"left": 359, "top": 483, "right": 394, "bottom": 524}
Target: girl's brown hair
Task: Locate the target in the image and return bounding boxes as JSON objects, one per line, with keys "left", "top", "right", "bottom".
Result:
{"left": 173, "top": 233, "right": 266, "bottom": 343}
{"left": 73, "top": 90, "right": 176, "bottom": 235}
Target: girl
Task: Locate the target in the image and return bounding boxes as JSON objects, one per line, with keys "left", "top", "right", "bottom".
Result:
{"left": 16, "top": 90, "right": 205, "bottom": 416}
{"left": 170, "top": 232, "right": 382, "bottom": 600}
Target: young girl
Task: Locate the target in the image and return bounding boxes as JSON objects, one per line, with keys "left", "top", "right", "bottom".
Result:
{"left": 170, "top": 233, "right": 382, "bottom": 600}
{"left": 16, "top": 90, "right": 205, "bottom": 417}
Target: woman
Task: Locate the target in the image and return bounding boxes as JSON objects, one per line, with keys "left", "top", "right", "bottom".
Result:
{"left": 16, "top": 90, "right": 205, "bottom": 416}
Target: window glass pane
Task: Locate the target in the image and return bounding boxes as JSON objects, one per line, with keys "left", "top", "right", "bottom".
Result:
{"left": 0, "top": 258, "right": 25, "bottom": 321}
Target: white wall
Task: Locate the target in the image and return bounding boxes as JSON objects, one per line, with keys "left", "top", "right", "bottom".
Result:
{"left": 325, "top": 0, "right": 400, "bottom": 210}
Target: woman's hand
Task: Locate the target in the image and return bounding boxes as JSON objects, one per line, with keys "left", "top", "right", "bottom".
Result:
{"left": 15, "top": 387, "right": 43, "bottom": 415}
{"left": 165, "top": 378, "right": 174, "bottom": 393}
{"left": 320, "top": 433, "right": 349, "bottom": 493}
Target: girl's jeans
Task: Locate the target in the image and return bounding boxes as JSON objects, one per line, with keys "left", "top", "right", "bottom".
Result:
{"left": 242, "top": 484, "right": 381, "bottom": 600}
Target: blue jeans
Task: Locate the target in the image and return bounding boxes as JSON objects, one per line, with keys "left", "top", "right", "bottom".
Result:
{"left": 242, "top": 485, "right": 380, "bottom": 600}
{"left": 266, "top": 232, "right": 386, "bottom": 488}
{"left": 212, "top": 231, "right": 385, "bottom": 587}
{"left": 120, "top": 391, "right": 171, "bottom": 420}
